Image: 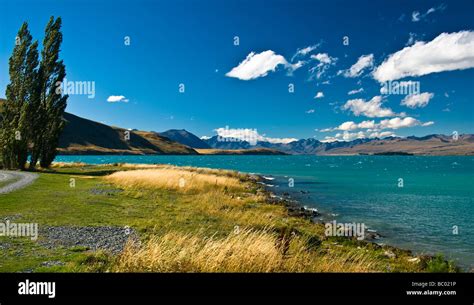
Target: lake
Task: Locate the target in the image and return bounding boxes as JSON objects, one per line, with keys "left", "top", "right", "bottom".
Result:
{"left": 55, "top": 155, "right": 474, "bottom": 269}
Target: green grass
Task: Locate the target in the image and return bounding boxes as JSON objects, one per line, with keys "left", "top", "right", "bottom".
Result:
{"left": 0, "top": 164, "right": 458, "bottom": 273}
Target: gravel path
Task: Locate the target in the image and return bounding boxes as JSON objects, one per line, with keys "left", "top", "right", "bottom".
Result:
{"left": 0, "top": 170, "right": 38, "bottom": 195}
{"left": 39, "top": 226, "right": 138, "bottom": 255}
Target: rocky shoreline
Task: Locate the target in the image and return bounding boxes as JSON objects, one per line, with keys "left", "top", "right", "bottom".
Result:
{"left": 252, "top": 173, "right": 385, "bottom": 241}
{"left": 250, "top": 173, "right": 450, "bottom": 265}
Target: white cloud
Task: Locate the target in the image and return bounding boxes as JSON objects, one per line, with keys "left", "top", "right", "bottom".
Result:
{"left": 226, "top": 50, "right": 289, "bottom": 80}
{"left": 308, "top": 53, "right": 337, "bottom": 79}
{"left": 314, "top": 91, "right": 324, "bottom": 99}
{"left": 401, "top": 92, "right": 434, "bottom": 108}
{"left": 348, "top": 88, "right": 364, "bottom": 95}
{"left": 343, "top": 54, "right": 374, "bottom": 78}
{"left": 107, "top": 95, "right": 129, "bottom": 103}
{"left": 358, "top": 120, "right": 377, "bottom": 129}
{"left": 337, "top": 121, "right": 358, "bottom": 131}
{"left": 291, "top": 44, "right": 319, "bottom": 61}
{"left": 214, "top": 127, "right": 297, "bottom": 144}
{"left": 338, "top": 131, "right": 366, "bottom": 141}
{"left": 411, "top": 4, "right": 446, "bottom": 22}
{"left": 320, "top": 120, "right": 376, "bottom": 132}
{"left": 342, "top": 96, "right": 397, "bottom": 118}
{"left": 378, "top": 117, "right": 423, "bottom": 129}
{"left": 306, "top": 109, "right": 315, "bottom": 114}
{"left": 311, "top": 53, "right": 333, "bottom": 64}
{"left": 264, "top": 137, "right": 298, "bottom": 144}
{"left": 368, "top": 131, "right": 397, "bottom": 138}
{"left": 322, "top": 130, "right": 389, "bottom": 142}
{"left": 406, "top": 32, "right": 418, "bottom": 46}
{"left": 289, "top": 60, "right": 305, "bottom": 72}
{"left": 411, "top": 11, "right": 420, "bottom": 22}
{"left": 373, "top": 31, "right": 474, "bottom": 82}
{"left": 200, "top": 136, "right": 211, "bottom": 140}
{"left": 321, "top": 116, "right": 433, "bottom": 133}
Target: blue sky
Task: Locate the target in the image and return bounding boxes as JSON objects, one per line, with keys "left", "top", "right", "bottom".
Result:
{"left": 1, "top": 0, "right": 473, "bottom": 142}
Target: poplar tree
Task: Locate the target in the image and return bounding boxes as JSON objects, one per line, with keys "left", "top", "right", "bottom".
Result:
{"left": 37, "top": 17, "right": 68, "bottom": 168}
{"left": 0, "top": 23, "right": 39, "bottom": 169}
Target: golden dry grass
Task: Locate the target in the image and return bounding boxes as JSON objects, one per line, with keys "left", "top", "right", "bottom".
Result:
{"left": 112, "top": 163, "right": 248, "bottom": 179}
{"left": 114, "top": 228, "right": 379, "bottom": 272}
{"left": 112, "top": 163, "right": 163, "bottom": 169}
{"left": 51, "top": 162, "right": 88, "bottom": 168}
{"left": 105, "top": 167, "right": 243, "bottom": 193}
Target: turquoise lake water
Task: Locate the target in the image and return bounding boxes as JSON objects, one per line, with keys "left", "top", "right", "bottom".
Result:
{"left": 55, "top": 155, "right": 474, "bottom": 269}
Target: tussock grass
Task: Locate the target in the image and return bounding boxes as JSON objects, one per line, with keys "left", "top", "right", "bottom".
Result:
{"left": 51, "top": 162, "right": 88, "bottom": 168}
{"left": 105, "top": 167, "right": 243, "bottom": 193}
{"left": 114, "top": 163, "right": 249, "bottom": 179}
{"left": 114, "top": 228, "right": 379, "bottom": 272}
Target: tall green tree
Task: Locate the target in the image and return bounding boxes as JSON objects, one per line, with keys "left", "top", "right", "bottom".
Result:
{"left": 0, "top": 22, "right": 39, "bottom": 169}
{"left": 36, "top": 17, "right": 68, "bottom": 168}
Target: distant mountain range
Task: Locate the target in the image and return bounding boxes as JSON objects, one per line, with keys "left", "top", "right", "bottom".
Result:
{"left": 202, "top": 134, "right": 474, "bottom": 156}
{"left": 1, "top": 98, "right": 472, "bottom": 156}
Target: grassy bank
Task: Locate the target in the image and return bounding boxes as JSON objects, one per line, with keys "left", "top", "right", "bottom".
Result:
{"left": 0, "top": 163, "right": 458, "bottom": 272}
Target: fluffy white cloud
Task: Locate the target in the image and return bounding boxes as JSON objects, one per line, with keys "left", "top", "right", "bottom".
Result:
{"left": 226, "top": 50, "right": 289, "bottom": 80}
{"left": 314, "top": 91, "right": 324, "bottom": 99}
{"left": 337, "top": 121, "right": 358, "bottom": 131}
{"left": 320, "top": 117, "right": 433, "bottom": 133}
{"left": 311, "top": 53, "right": 333, "bottom": 64}
{"left": 348, "top": 88, "right": 364, "bottom": 95}
{"left": 373, "top": 31, "right": 474, "bottom": 82}
{"left": 368, "top": 131, "right": 397, "bottom": 138}
{"left": 342, "top": 96, "right": 397, "bottom": 118}
{"left": 320, "top": 120, "right": 376, "bottom": 132}
{"left": 306, "top": 109, "right": 315, "bottom": 114}
{"left": 309, "top": 53, "right": 337, "bottom": 79}
{"left": 107, "top": 95, "right": 129, "bottom": 103}
{"left": 343, "top": 54, "right": 374, "bottom": 78}
{"left": 214, "top": 127, "right": 297, "bottom": 144}
{"left": 401, "top": 92, "right": 434, "bottom": 108}
{"left": 378, "top": 117, "right": 434, "bottom": 129}
{"left": 378, "top": 117, "right": 419, "bottom": 129}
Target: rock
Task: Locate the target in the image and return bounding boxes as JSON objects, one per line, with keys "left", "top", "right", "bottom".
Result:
{"left": 383, "top": 250, "right": 396, "bottom": 259}
{"left": 407, "top": 257, "right": 420, "bottom": 263}
{"left": 365, "top": 232, "right": 383, "bottom": 240}
{"left": 40, "top": 260, "right": 65, "bottom": 267}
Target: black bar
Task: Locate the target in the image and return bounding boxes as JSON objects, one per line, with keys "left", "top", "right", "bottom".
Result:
{"left": 0, "top": 273, "right": 472, "bottom": 301}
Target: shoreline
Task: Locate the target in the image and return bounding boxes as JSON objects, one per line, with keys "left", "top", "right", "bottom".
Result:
{"left": 254, "top": 173, "right": 466, "bottom": 271}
